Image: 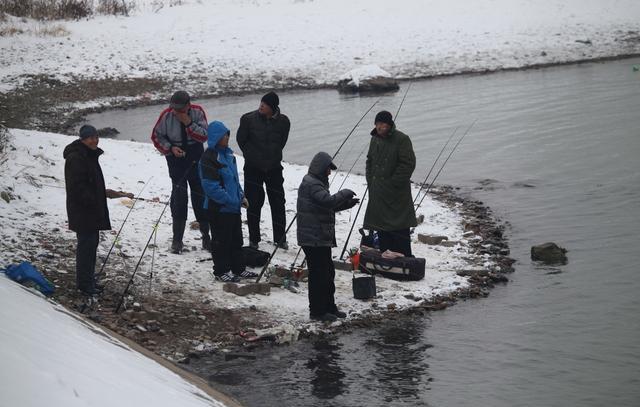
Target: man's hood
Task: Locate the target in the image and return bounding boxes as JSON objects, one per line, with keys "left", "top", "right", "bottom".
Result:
{"left": 207, "top": 120, "right": 230, "bottom": 147}
{"left": 308, "top": 151, "right": 336, "bottom": 178}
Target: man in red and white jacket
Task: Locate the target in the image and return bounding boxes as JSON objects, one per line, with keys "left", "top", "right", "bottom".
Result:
{"left": 151, "top": 90, "right": 210, "bottom": 254}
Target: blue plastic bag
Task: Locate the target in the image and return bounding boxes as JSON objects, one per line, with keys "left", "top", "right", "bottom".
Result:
{"left": 2, "top": 261, "right": 55, "bottom": 296}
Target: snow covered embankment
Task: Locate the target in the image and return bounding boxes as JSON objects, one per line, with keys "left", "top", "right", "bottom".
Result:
{"left": 0, "top": 276, "right": 234, "bottom": 407}
{"left": 1, "top": 0, "right": 640, "bottom": 94}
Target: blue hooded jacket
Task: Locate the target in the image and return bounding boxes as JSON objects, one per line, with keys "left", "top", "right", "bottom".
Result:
{"left": 199, "top": 121, "right": 243, "bottom": 214}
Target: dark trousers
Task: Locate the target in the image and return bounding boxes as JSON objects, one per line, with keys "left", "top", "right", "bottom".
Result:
{"left": 303, "top": 246, "right": 338, "bottom": 317}
{"left": 378, "top": 228, "right": 413, "bottom": 257}
{"left": 166, "top": 143, "right": 206, "bottom": 222}
{"left": 211, "top": 212, "right": 244, "bottom": 276}
{"left": 244, "top": 164, "right": 286, "bottom": 244}
{"left": 76, "top": 231, "right": 99, "bottom": 292}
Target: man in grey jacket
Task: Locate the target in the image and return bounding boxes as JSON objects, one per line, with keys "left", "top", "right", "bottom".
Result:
{"left": 297, "top": 152, "right": 359, "bottom": 322}
{"left": 237, "top": 91, "right": 291, "bottom": 250}
{"left": 152, "top": 90, "right": 210, "bottom": 254}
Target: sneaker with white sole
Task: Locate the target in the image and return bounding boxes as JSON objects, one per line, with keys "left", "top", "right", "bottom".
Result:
{"left": 239, "top": 270, "right": 258, "bottom": 279}
{"left": 215, "top": 271, "right": 241, "bottom": 283}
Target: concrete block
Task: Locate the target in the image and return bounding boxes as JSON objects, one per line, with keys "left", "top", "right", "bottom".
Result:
{"left": 417, "top": 234, "right": 448, "bottom": 245}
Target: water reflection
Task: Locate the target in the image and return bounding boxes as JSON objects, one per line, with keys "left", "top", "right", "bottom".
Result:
{"left": 365, "top": 319, "right": 432, "bottom": 403}
{"left": 306, "top": 339, "right": 346, "bottom": 400}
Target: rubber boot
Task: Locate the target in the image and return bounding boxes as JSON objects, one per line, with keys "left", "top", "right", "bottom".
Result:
{"left": 199, "top": 222, "right": 212, "bottom": 251}
{"left": 171, "top": 218, "right": 186, "bottom": 254}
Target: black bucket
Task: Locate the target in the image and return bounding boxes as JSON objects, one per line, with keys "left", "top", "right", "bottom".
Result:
{"left": 352, "top": 275, "right": 376, "bottom": 300}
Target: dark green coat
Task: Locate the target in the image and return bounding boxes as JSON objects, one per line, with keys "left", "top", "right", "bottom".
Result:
{"left": 363, "top": 126, "right": 417, "bottom": 231}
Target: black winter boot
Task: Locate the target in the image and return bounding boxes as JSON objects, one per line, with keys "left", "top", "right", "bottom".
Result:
{"left": 171, "top": 218, "right": 186, "bottom": 254}
{"left": 199, "top": 222, "right": 212, "bottom": 251}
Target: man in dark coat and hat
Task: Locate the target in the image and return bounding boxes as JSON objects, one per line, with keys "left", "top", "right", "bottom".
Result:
{"left": 64, "top": 125, "right": 112, "bottom": 295}
{"left": 364, "top": 110, "right": 417, "bottom": 256}
{"left": 237, "top": 91, "right": 291, "bottom": 250}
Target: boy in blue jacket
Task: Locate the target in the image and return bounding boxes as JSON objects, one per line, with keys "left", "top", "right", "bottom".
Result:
{"left": 199, "top": 121, "right": 257, "bottom": 282}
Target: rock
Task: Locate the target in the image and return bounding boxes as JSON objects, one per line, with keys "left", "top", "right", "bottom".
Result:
{"left": 223, "top": 282, "right": 271, "bottom": 296}
{"left": 96, "top": 127, "right": 119, "bottom": 138}
{"left": 387, "top": 303, "right": 397, "bottom": 311}
{"left": 333, "top": 259, "right": 351, "bottom": 271}
{"left": 417, "top": 234, "right": 448, "bottom": 245}
{"left": 440, "top": 240, "right": 459, "bottom": 247}
{"left": 531, "top": 242, "right": 568, "bottom": 265}
{"left": 1, "top": 191, "right": 13, "bottom": 203}
{"left": 416, "top": 214, "right": 425, "bottom": 225}
{"left": 338, "top": 76, "right": 399, "bottom": 93}
{"left": 105, "top": 189, "right": 134, "bottom": 199}
{"left": 267, "top": 275, "right": 284, "bottom": 286}
{"left": 132, "top": 302, "right": 142, "bottom": 312}
{"left": 575, "top": 39, "right": 592, "bottom": 45}
{"left": 337, "top": 65, "right": 399, "bottom": 94}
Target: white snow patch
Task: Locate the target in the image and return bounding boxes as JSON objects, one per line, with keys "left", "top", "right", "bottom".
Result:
{"left": 0, "top": 276, "right": 228, "bottom": 407}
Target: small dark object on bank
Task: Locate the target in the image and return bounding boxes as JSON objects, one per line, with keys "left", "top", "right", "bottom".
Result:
{"left": 105, "top": 189, "right": 134, "bottom": 199}
{"left": 531, "top": 242, "right": 568, "bottom": 265}
{"left": 96, "top": 127, "right": 120, "bottom": 138}
{"left": 353, "top": 274, "right": 376, "bottom": 300}
{"left": 337, "top": 76, "right": 399, "bottom": 94}
{"left": 242, "top": 246, "right": 270, "bottom": 267}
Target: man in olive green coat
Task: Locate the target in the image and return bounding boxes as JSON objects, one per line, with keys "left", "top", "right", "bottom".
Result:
{"left": 363, "top": 110, "right": 417, "bottom": 256}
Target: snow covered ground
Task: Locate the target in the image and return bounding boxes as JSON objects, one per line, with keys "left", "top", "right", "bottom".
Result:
{"left": 0, "top": 128, "right": 478, "bottom": 326}
{"left": 0, "top": 276, "right": 232, "bottom": 407}
{"left": 1, "top": 0, "right": 639, "bottom": 94}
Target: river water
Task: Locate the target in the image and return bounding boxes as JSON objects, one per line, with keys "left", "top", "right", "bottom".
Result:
{"left": 86, "top": 58, "right": 640, "bottom": 406}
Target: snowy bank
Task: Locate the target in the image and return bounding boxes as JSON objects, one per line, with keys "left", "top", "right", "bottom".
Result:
{"left": 0, "top": 276, "right": 236, "bottom": 407}
{"left": 1, "top": 0, "right": 640, "bottom": 94}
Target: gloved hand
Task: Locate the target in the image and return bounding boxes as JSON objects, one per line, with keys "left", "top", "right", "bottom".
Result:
{"left": 342, "top": 189, "right": 356, "bottom": 199}
{"left": 345, "top": 198, "right": 360, "bottom": 209}
{"left": 242, "top": 197, "right": 249, "bottom": 209}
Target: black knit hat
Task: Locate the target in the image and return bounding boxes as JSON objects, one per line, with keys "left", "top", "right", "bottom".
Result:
{"left": 170, "top": 90, "right": 190, "bottom": 110}
{"left": 374, "top": 110, "right": 394, "bottom": 126}
{"left": 79, "top": 125, "right": 97, "bottom": 139}
{"left": 261, "top": 91, "right": 279, "bottom": 112}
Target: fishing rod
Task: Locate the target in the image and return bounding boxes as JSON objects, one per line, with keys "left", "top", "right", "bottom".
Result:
{"left": 290, "top": 110, "right": 379, "bottom": 270}
{"left": 412, "top": 126, "right": 459, "bottom": 205}
{"left": 415, "top": 119, "right": 477, "bottom": 209}
{"left": 339, "top": 188, "right": 368, "bottom": 260}
{"left": 255, "top": 98, "right": 381, "bottom": 283}
{"left": 331, "top": 98, "right": 380, "bottom": 160}
{"left": 115, "top": 162, "right": 195, "bottom": 313}
{"left": 148, "top": 221, "right": 160, "bottom": 295}
{"left": 97, "top": 177, "right": 152, "bottom": 278}
{"left": 338, "top": 82, "right": 413, "bottom": 261}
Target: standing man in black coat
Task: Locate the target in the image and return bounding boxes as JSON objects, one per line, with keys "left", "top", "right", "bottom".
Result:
{"left": 237, "top": 91, "right": 291, "bottom": 249}
{"left": 64, "top": 125, "right": 112, "bottom": 296}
